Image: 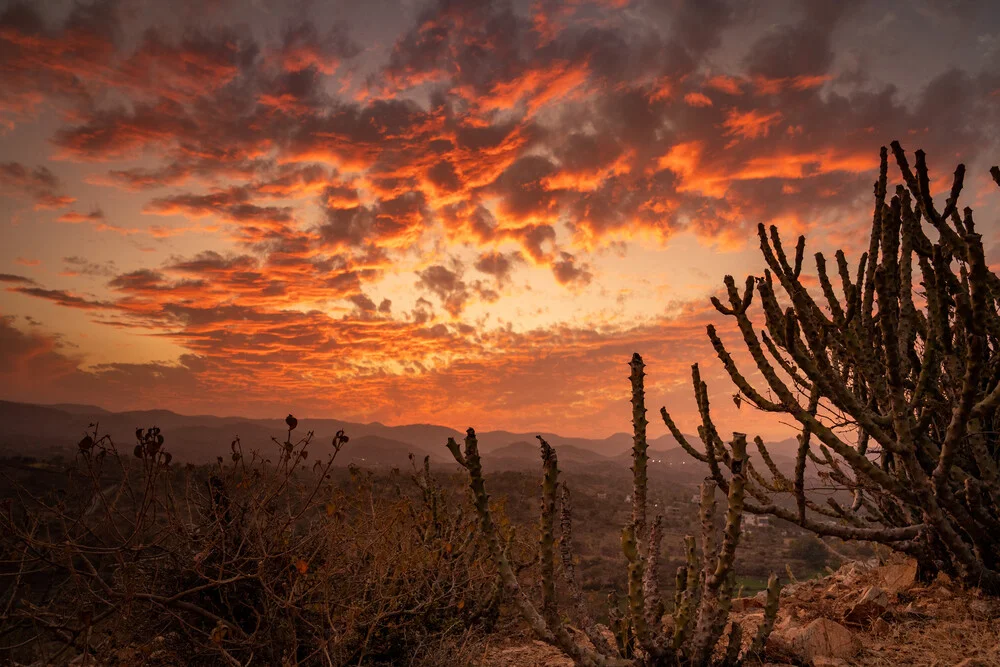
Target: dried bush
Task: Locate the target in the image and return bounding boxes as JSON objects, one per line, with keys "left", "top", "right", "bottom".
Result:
{"left": 663, "top": 143, "right": 1000, "bottom": 591}
{"left": 0, "top": 418, "right": 499, "bottom": 665}
{"left": 447, "top": 354, "right": 780, "bottom": 666}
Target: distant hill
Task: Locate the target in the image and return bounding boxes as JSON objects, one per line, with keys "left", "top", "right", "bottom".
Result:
{"left": 46, "top": 403, "right": 113, "bottom": 415}
{"left": 340, "top": 435, "right": 436, "bottom": 469}
{"left": 483, "top": 440, "right": 611, "bottom": 469}
{"left": 0, "top": 400, "right": 798, "bottom": 473}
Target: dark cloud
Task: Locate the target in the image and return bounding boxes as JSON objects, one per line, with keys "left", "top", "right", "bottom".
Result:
{"left": 416, "top": 263, "right": 470, "bottom": 317}
{"left": 0, "top": 162, "right": 74, "bottom": 209}
{"left": 743, "top": 1, "right": 862, "bottom": 79}
{"left": 551, "top": 251, "right": 592, "bottom": 287}
{"left": 317, "top": 191, "right": 429, "bottom": 250}
{"left": 348, "top": 293, "right": 377, "bottom": 312}
{"left": 278, "top": 21, "right": 360, "bottom": 74}
{"left": 62, "top": 256, "right": 117, "bottom": 278}
{"left": 473, "top": 251, "right": 522, "bottom": 286}
{"left": 0, "top": 274, "right": 38, "bottom": 285}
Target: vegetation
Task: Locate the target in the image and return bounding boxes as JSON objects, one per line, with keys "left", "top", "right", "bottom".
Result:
{"left": 447, "top": 354, "right": 781, "bottom": 666}
{"left": 0, "top": 420, "right": 500, "bottom": 665}
{"left": 663, "top": 143, "right": 1000, "bottom": 591}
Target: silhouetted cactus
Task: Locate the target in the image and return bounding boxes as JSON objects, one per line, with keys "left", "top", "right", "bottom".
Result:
{"left": 668, "top": 143, "right": 1000, "bottom": 592}
{"left": 447, "top": 354, "right": 781, "bottom": 666}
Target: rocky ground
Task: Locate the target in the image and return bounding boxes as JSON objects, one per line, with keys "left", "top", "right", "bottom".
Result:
{"left": 479, "top": 556, "right": 1000, "bottom": 666}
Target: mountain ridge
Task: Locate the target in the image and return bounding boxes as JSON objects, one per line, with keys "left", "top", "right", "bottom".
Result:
{"left": 0, "top": 400, "right": 800, "bottom": 469}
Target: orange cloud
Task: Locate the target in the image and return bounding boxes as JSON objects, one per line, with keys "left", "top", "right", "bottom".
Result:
{"left": 683, "top": 91, "right": 713, "bottom": 107}
{"left": 705, "top": 75, "right": 743, "bottom": 96}
{"left": 722, "top": 109, "right": 784, "bottom": 140}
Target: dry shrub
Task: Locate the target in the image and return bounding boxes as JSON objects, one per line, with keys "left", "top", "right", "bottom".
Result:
{"left": 0, "top": 419, "right": 500, "bottom": 666}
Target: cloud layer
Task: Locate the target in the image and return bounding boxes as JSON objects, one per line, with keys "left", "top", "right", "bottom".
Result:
{"left": 1, "top": 0, "right": 998, "bottom": 437}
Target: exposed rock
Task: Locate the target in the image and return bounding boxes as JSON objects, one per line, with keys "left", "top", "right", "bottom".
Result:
{"left": 772, "top": 617, "right": 858, "bottom": 663}
{"left": 843, "top": 585, "right": 888, "bottom": 626}
{"left": 870, "top": 616, "right": 891, "bottom": 636}
{"left": 877, "top": 559, "right": 917, "bottom": 593}
{"left": 731, "top": 596, "right": 764, "bottom": 612}
{"left": 894, "top": 602, "right": 933, "bottom": 621}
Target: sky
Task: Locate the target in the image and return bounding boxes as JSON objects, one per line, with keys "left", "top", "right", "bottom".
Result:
{"left": 1, "top": 0, "right": 999, "bottom": 439}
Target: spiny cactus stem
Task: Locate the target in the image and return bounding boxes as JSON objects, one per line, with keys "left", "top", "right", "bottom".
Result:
{"left": 673, "top": 565, "right": 686, "bottom": 614}
{"left": 447, "top": 429, "right": 628, "bottom": 667}
{"left": 745, "top": 573, "right": 781, "bottom": 661}
{"left": 642, "top": 515, "right": 666, "bottom": 653}
{"left": 710, "top": 434, "right": 747, "bottom": 590}
{"left": 723, "top": 621, "right": 743, "bottom": 666}
{"left": 698, "top": 479, "right": 719, "bottom": 585}
{"left": 538, "top": 436, "right": 560, "bottom": 631}
{"left": 629, "top": 352, "right": 649, "bottom": 554}
{"left": 621, "top": 521, "right": 648, "bottom": 647}
{"left": 446, "top": 438, "right": 466, "bottom": 468}
{"left": 672, "top": 535, "right": 699, "bottom": 651}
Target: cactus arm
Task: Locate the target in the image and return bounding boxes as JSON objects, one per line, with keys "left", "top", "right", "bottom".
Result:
{"left": 660, "top": 405, "right": 708, "bottom": 463}
{"left": 709, "top": 435, "right": 747, "bottom": 590}
{"left": 642, "top": 515, "right": 667, "bottom": 657}
{"left": 742, "top": 573, "right": 781, "bottom": 663}
{"left": 671, "top": 535, "right": 699, "bottom": 651}
{"left": 673, "top": 565, "right": 686, "bottom": 616}
{"left": 794, "top": 388, "right": 820, "bottom": 523}
{"left": 723, "top": 620, "right": 743, "bottom": 667}
{"left": 446, "top": 431, "right": 628, "bottom": 667}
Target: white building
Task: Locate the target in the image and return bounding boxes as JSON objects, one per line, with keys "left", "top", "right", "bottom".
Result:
{"left": 744, "top": 514, "right": 771, "bottom": 528}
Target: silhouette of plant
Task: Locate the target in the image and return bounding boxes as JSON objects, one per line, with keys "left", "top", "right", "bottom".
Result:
{"left": 665, "top": 143, "right": 1000, "bottom": 592}
{"left": 447, "top": 354, "right": 781, "bottom": 666}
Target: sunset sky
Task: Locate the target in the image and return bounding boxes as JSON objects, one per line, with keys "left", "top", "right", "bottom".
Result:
{"left": 1, "top": 0, "right": 999, "bottom": 439}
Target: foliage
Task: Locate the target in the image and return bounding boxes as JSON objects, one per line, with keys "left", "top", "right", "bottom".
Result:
{"left": 447, "top": 354, "right": 781, "bottom": 666}
{"left": 0, "top": 419, "right": 499, "bottom": 665}
{"left": 664, "top": 143, "right": 1000, "bottom": 592}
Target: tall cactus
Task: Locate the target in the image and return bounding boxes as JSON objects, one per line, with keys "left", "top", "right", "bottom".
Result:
{"left": 447, "top": 354, "right": 781, "bottom": 666}
{"left": 669, "top": 144, "right": 1000, "bottom": 592}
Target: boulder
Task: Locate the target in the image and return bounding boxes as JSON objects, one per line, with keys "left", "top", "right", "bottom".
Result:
{"left": 877, "top": 559, "right": 917, "bottom": 593}
{"left": 843, "top": 585, "right": 888, "bottom": 626}
{"left": 774, "top": 617, "right": 858, "bottom": 663}
{"left": 870, "top": 617, "right": 891, "bottom": 636}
